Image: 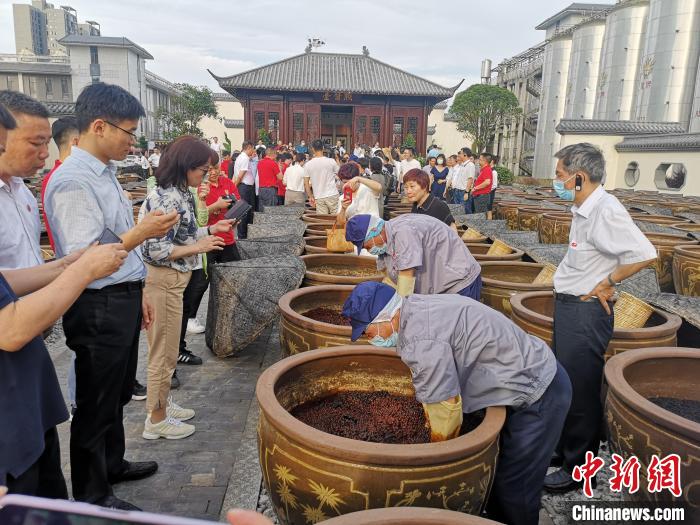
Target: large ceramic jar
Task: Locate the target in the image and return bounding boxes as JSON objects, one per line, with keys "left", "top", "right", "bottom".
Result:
{"left": 465, "top": 243, "right": 524, "bottom": 262}
{"left": 516, "top": 207, "right": 547, "bottom": 232}
{"left": 303, "top": 236, "right": 353, "bottom": 255}
{"left": 256, "top": 347, "right": 507, "bottom": 525}
{"left": 322, "top": 507, "right": 504, "bottom": 524}
{"left": 479, "top": 262, "right": 553, "bottom": 316}
{"left": 644, "top": 233, "right": 699, "bottom": 293}
{"left": 672, "top": 245, "right": 700, "bottom": 297}
{"left": 494, "top": 201, "right": 520, "bottom": 229}
{"left": 279, "top": 285, "right": 364, "bottom": 355}
{"left": 303, "top": 213, "right": 339, "bottom": 224}
{"left": 635, "top": 215, "right": 690, "bottom": 227}
{"left": 605, "top": 347, "right": 699, "bottom": 522}
{"left": 509, "top": 292, "right": 682, "bottom": 359}
{"left": 538, "top": 213, "right": 571, "bottom": 244}
{"left": 671, "top": 223, "right": 700, "bottom": 235}
{"left": 305, "top": 222, "right": 336, "bottom": 236}
{"left": 300, "top": 254, "right": 383, "bottom": 287}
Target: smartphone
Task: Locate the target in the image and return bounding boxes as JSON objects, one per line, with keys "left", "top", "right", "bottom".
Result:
{"left": 343, "top": 186, "right": 353, "bottom": 202}
{"left": 224, "top": 199, "right": 252, "bottom": 222}
{"left": 98, "top": 227, "right": 122, "bottom": 245}
{"left": 0, "top": 494, "right": 216, "bottom": 524}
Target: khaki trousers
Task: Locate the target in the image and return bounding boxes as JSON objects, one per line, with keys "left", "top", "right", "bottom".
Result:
{"left": 284, "top": 190, "right": 306, "bottom": 205}
{"left": 315, "top": 195, "right": 339, "bottom": 214}
{"left": 144, "top": 264, "right": 191, "bottom": 413}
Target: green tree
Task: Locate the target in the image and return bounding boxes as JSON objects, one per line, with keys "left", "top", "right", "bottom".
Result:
{"left": 155, "top": 84, "right": 219, "bottom": 141}
{"left": 257, "top": 128, "right": 272, "bottom": 146}
{"left": 402, "top": 132, "right": 416, "bottom": 150}
{"left": 137, "top": 134, "right": 148, "bottom": 150}
{"left": 448, "top": 84, "right": 521, "bottom": 153}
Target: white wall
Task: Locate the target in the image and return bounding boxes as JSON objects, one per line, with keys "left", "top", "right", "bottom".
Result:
{"left": 558, "top": 132, "right": 700, "bottom": 195}
{"left": 427, "top": 108, "right": 472, "bottom": 156}
{"left": 199, "top": 99, "right": 245, "bottom": 151}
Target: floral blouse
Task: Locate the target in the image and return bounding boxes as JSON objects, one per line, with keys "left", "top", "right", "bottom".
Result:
{"left": 139, "top": 186, "right": 208, "bottom": 272}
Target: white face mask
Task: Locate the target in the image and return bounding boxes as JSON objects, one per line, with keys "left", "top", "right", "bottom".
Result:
{"left": 437, "top": 159, "right": 444, "bottom": 165}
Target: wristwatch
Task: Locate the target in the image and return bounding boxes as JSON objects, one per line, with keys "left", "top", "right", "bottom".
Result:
{"left": 607, "top": 273, "right": 621, "bottom": 287}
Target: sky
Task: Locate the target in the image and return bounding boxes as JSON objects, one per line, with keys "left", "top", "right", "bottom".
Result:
{"left": 1, "top": 0, "right": 582, "bottom": 93}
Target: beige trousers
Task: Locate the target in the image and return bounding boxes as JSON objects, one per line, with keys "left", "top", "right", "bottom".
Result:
{"left": 315, "top": 195, "right": 339, "bottom": 214}
{"left": 144, "top": 264, "right": 191, "bottom": 413}
{"left": 284, "top": 190, "right": 306, "bottom": 204}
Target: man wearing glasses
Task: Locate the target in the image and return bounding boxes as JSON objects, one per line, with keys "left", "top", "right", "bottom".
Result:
{"left": 44, "top": 83, "right": 179, "bottom": 511}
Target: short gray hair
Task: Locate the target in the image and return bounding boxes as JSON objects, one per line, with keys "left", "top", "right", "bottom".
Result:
{"left": 554, "top": 143, "right": 606, "bottom": 183}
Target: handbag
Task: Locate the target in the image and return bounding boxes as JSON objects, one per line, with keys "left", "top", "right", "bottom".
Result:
{"left": 326, "top": 222, "right": 354, "bottom": 253}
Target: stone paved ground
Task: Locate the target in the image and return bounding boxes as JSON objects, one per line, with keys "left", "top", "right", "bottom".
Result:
{"left": 46, "top": 290, "right": 617, "bottom": 524}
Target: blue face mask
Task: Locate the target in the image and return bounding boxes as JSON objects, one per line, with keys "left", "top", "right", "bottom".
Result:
{"left": 369, "top": 331, "right": 398, "bottom": 348}
{"left": 553, "top": 175, "right": 575, "bottom": 201}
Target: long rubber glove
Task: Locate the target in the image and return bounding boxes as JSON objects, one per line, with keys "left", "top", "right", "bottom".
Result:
{"left": 423, "top": 395, "right": 463, "bottom": 442}
{"left": 396, "top": 275, "right": 416, "bottom": 297}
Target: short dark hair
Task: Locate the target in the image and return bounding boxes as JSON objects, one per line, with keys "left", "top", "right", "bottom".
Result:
{"left": 491, "top": 155, "right": 499, "bottom": 164}
{"left": 370, "top": 156, "right": 383, "bottom": 173}
{"left": 338, "top": 161, "right": 360, "bottom": 181}
{"left": 75, "top": 82, "right": 145, "bottom": 133}
{"left": 51, "top": 116, "right": 79, "bottom": 148}
{"left": 222, "top": 150, "right": 231, "bottom": 158}
{"left": 480, "top": 152, "right": 493, "bottom": 163}
{"left": 358, "top": 157, "right": 369, "bottom": 169}
{"left": 311, "top": 139, "right": 324, "bottom": 152}
{"left": 242, "top": 141, "right": 253, "bottom": 150}
{"left": 402, "top": 146, "right": 414, "bottom": 155}
{"left": 0, "top": 103, "right": 17, "bottom": 130}
{"left": 554, "top": 142, "right": 606, "bottom": 183}
{"left": 156, "top": 135, "right": 214, "bottom": 191}
{"left": 460, "top": 147, "right": 472, "bottom": 157}
{"left": 294, "top": 153, "right": 305, "bottom": 164}
{"left": 0, "top": 90, "right": 49, "bottom": 119}
{"left": 402, "top": 168, "right": 429, "bottom": 190}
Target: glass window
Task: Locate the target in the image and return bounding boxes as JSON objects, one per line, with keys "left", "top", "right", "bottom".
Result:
{"left": 268, "top": 111, "right": 280, "bottom": 141}
{"left": 371, "top": 116, "right": 381, "bottom": 134}
{"left": 408, "top": 117, "right": 418, "bottom": 136}
{"left": 45, "top": 78, "right": 53, "bottom": 96}
{"left": 357, "top": 116, "right": 366, "bottom": 132}
{"left": 293, "top": 112, "right": 303, "bottom": 131}
{"left": 393, "top": 117, "right": 404, "bottom": 134}
{"left": 254, "top": 112, "right": 265, "bottom": 132}
{"left": 89, "top": 46, "right": 99, "bottom": 65}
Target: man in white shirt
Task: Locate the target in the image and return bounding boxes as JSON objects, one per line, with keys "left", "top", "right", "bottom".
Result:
{"left": 233, "top": 141, "right": 256, "bottom": 238}
{"left": 335, "top": 140, "right": 345, "bottom": 156}
{"left": 148, "top": 147, "right": 160, "bottom": 174}
{"left": 544, "top": 143, "right": 657, "bottom": 494}
{"left": 303, "top": 139, "right": 340, "bottom": 214}
{"left": 210, "top": 136, "right": 222, "bottom": 155}
{"left": 0, "top": 91, "right": 50, "bottom": 270}
{"left": 444, "top": 147, "right": 472, "bottom": 212}
{"left": 399, "top": 147, "right": 421, "bottom": 178}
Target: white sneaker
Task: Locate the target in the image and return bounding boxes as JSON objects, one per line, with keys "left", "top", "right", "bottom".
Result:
{"left": 142, "top": 416, "right": 195, "bottom": 440}
{"left": 167, "top": 396, "right": 195, "bottom": 421}
{"left": 186, "top": 318, "right": 205, "bottom": 334}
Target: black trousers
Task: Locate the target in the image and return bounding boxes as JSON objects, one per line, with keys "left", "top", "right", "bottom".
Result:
{"left": 237, "top": 183, "right": 256, "bottom": 239}
{"left": 6, "top": 427, "right": 68, "bottom": 499}
{"left": 63, "top": 283, "right": 143, "bottom": 503}
{"left": 552, "top": 295, "right": 614, "bottom": 474}
{"left": 179, "top": 268, "right": 210, "bottom": 353}
{"left": 487, "top": 363, "right": 571, "bottom": 525}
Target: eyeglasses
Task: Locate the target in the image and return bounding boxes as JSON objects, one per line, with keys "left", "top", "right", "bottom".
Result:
{"left": 105, "top": 120, "right": 138, "bottom": 139}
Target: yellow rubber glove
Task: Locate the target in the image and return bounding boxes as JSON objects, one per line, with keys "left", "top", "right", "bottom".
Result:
{"left": 422, "top": 395, "right": 463, "bottom": 442}
{"left": 396, "top": 275, "right": 416, "bottom": 297}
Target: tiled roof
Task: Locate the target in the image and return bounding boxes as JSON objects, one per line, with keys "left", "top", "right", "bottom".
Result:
{"left": 434, "top": 101, "right": 449, "bottom": 110}
{"left": 556, "top": 119, "right": 686, "bottom": 135}
{"left": 58, "top": 35, "right": 153, "bottom": 59}
{"left": 615, "top": 133, "right": 700, "bottom": 152}
{"left": 210, "top": 52, "right": 461, "bottom": 98}
{"left": 45, "top": 102, "right": 75, "bottom": 116}
{"left": 224, "top": 119, "right": 244, "bottom": 128}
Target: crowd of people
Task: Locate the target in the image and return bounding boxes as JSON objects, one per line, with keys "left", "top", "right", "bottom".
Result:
{"left": 0, "top": 79, "right": 659, "bottom": 525}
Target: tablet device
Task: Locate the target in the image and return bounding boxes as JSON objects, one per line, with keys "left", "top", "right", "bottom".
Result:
{"left": 0, "top": 494, "right": 217, "bottom": 525}
{"left": 98, "top": 227, "right": 122, "bottom": 245}
{"left": 224, "top": 199, "right": 251, "bottom": 223}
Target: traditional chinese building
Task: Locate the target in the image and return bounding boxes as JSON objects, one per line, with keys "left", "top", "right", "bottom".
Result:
{"left": 209, "top": 48, "right": 461, "bottom": 149}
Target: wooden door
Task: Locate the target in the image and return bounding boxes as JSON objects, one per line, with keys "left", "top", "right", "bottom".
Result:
{"left": 353, "top": 105, "right": 384, "bottom": 147}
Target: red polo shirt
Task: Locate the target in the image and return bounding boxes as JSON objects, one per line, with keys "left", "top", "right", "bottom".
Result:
{"left": 205, "top": 176, "right": 238, "bottom": 245}
{"left": 257, "top": 157, "right": 280, "bottom": 188}
{"left": 220, "top": 159, "right": 231, "bottom": 177}
{"left": 472, "top": 165, "right": 493, "bottom": 197}
{"left": 40, "top": 159, "right": 62, "bottom": 251}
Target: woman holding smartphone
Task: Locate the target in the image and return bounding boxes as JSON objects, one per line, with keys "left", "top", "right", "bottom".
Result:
{"left": 139, "top": 136, "right": 233, "bottom": 441}
{"left": 204, "top": 158, "right": 241, "bottom": 263}
{"left": 335, "top": 162, "right": 383, "bottom": 228}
